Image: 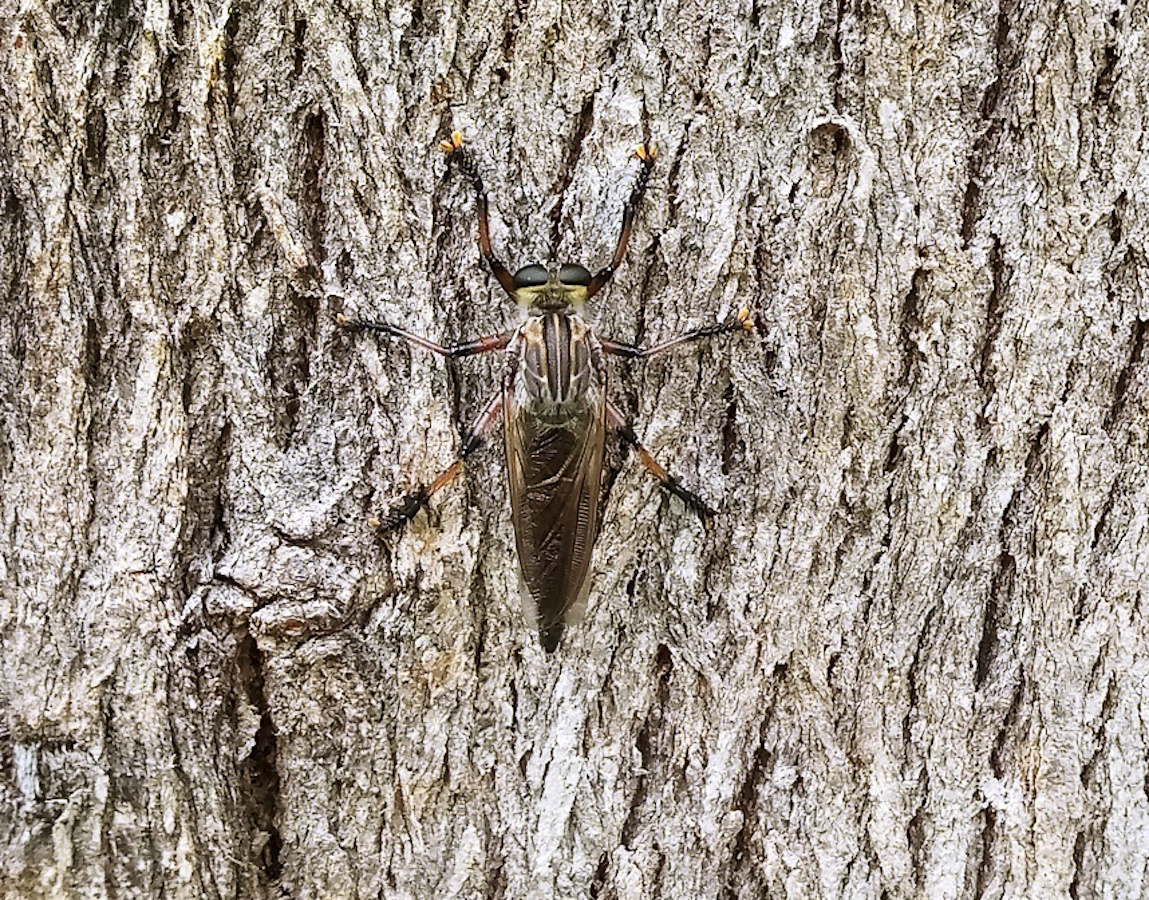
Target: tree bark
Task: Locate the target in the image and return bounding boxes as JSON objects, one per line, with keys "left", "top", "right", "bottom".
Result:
{"left": 2, "top": 0, "right": 1146, "bottom": 897}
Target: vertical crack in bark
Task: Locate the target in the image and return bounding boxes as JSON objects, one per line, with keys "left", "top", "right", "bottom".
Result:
{"left": 270, "top": 111, "right": 326, "bottom": 441}
{"left": 222, "top": 6, "right": 240, "bottom": 113}
{"left": 830, "top": 0, "right": 850, "bottom": 111}
{"left": 1103, "top": 316, "right": 1145, "bottom": 431}
{"left": 1024, "top": 420, "right": 1049, "bottom": 469}
{"left": 727, "top": 706, "right": 771, "bottom": 897}
{"left": 178, "top": 325, "right": 232, "bottom": 598}
{"left": 1090, "top": 479, "right": 1117, "bottom": 552}
{"left": 905, "top": 605, "right": 934, "bottom": 731}
{"left": 99, "top": 688, "right": 118, "bottom": 898}
{"left": 883, "top": 413, "right": 907, "bottom": 475}
{"left": 83, "top": 102, "right": 107, "bottom": 178}
{"left": 1069, "top": 829, "right": 1086, "bottom": 899}
{"left": 900, "top": 267, "right": 926, "bottom": 376}
{"left": 472, "top": 585, "right": 488, "bottom": 671}
{"left": 588, "top": 851, "right": 610, "bottom": 898}
{"left": 977, "top": 484, "right": 1017, "bottom": 692}
{"left": 0, "top": 190, "right": 27, "bottom": 348}
{"left": 344, "top": 0, "right": 371, "bottom": 88}
{"left": 1014, "top": 420, "right": 1051, "bottom": 576}
{"left": 163, "top": 657, "right": 219, "bottom": 899}
{"left": 236, "top": 634, "right": 282, "bottom": 882}
{"left": 962, "top": 0, "right": 1015, "bottom": 248}
{"left": 651, "top": 847, "right": 666, "bottom": 897}
{"left": 620, "top": 645, "right": 673, "bottom": 850}
{"left": 82, "top": 312, "right": 103, "bottom": 540}
{"left": 1068, "top": 669, "right": 1117, "bottom": 900}
{"left": 906, "top": 802, "right": 926, "bottom": 884}
{"left": 975, "top": 804, "right": 998, "bottom": 900}
{"left": 903, "top": 606, "right": 933, "bottom": 887}
{"left": 494, "top": 4, "right": 522, "bottom": 84}
{"left": 293, "top": 18, "right": 307, "bottom": 78}
{"left": 990, "top": 669, "right": 1026, "bottom": 781}
{"left": 211, "top": 421, "right": 232, "bottom": 559}
{"left": 1074, "top": 672, "right": 1117, "bottom": 900}
{"left": 960, "top": 176, "right": 982, "bottom": 249}
{"left": 486, "top": 847, "right": 508, "bottom": 899}
{"left": 300, "top": 110, "right": 327, "bottom": 302}
{"left": 720, "top": 381, "right": 740, "bottom": 476}
{"left": 1108, "top": 191, "right": 1126, "bottom": 247}
{"left": 665, "top": 131, "right": 690, "bottom": 221}
{"left": 976, "top": 547, "right": 1013, "bottom": 691}
{"left": 1092, "top": 11, "right": 1120, "bottom": 107}
{"left": 549, "top": 96, "right": 595, "bottom": 253}
{"left": 977, "top": 237, "right": 1006, "bottom": 393}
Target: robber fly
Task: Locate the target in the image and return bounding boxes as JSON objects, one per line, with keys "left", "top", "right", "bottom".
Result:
{"left": 341, "top": 132, "right": 752, "bottom": 651}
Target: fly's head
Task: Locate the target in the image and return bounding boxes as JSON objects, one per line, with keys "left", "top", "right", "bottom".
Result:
{"left": 512, "top": 263, "right": 593, "bottom": 312}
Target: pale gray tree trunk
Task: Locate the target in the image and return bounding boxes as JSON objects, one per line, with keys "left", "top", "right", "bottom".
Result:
{"left": 2, "top": 0, "right": 1146, "bottom": 897}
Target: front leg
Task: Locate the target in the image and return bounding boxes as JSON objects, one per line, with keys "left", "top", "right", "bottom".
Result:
{"left": 439, "top": 132, "right": 517, "bottom": 298}
{"left": 586, "top": 144, "right": 658, "bottom": 300}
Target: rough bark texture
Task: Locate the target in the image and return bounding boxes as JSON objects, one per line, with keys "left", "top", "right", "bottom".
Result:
{"left": 2, "top": 0, "right": 1148, "bottom": 897}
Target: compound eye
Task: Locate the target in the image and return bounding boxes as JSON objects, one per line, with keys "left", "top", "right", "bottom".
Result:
{"left": 558, "top": 263, "right": 592, "bottom": 286}
{"left": 512, "top": 264, "right": 549, "bottom": 288}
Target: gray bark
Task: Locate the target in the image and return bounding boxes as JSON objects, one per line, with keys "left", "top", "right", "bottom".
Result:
{"left": 2, "top": 0, "right": 1147, "bottom": 898}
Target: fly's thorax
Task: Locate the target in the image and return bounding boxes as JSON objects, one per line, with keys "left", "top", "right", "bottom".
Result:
{"left": 513, "top": 312, "right": 602, "bottom": 411}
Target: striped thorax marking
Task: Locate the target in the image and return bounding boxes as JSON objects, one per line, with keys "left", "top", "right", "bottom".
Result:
{"left": 515, "top": 313, "right": 598, "bottom": 407}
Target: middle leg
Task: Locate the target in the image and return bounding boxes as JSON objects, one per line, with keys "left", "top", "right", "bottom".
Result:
{"left": 338, "top": 313, "right": 511, "bottom": 359}
{"left": 599, "top": 307, "right": 754, "bottom": 360}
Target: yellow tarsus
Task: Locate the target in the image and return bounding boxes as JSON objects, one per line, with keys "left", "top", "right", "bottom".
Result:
{"left": 634, "top": 143, "right": 658, "bottom": 162}
{"left": 439, "top": 130, "right": 466, "bottom": 154}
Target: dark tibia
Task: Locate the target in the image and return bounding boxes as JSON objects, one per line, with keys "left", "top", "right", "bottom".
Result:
{"left": 599, "top": 308, "right": 754, "bottom": 360}
{"left": 339, "top": 315, "right": 511, "bottom": 359}
{"left": 586, "top": 146, "right": 658, "bottom": 299}
{"left": 441, "top": 136, "right": 517, "bottom": 298}
{"left": 606, "top": 400, "right": 717, "bottom": 519}
{"left": 373, "top": 392, "right": 503, "bottom": 532}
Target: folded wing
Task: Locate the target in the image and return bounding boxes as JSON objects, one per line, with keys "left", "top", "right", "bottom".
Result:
{"left": 505, "top": 391, "right": 605, "bottom": 651}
